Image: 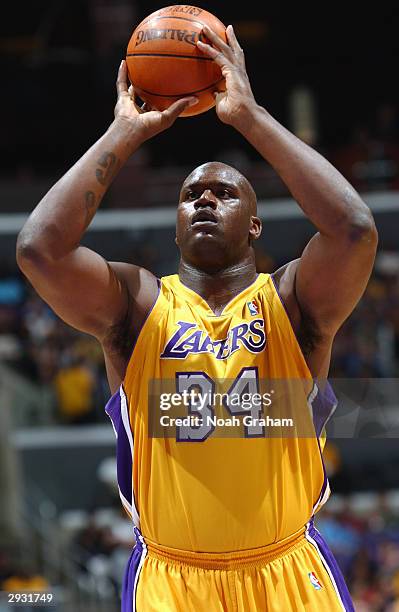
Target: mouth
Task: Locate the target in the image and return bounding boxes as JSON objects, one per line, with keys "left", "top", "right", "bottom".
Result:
{"left": 191, "top": 210, "right": 218, "bottom": 226}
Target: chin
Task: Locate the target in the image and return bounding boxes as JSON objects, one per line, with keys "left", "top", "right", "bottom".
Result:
{"left": 192, "top": 234, "right": 224, "bottom": 252}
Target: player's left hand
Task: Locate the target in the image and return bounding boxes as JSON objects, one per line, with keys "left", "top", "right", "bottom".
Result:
{"left": 197, "top": 25, "right": 257, "bottom": 129}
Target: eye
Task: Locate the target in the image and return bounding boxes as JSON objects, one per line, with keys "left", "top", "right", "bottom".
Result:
{"left": 217, "top": 189, "right": 232, "bottom": 199}
{"left": 186, "top": 191, "right": 198, "bottom": 200}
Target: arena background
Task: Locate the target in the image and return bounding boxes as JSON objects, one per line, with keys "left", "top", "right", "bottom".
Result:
{"left": 1, "top": 2, "right": 399, "bottom": 610}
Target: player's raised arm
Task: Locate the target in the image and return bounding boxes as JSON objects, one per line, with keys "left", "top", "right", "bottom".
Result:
{"left": 16, "top": 60, "right": 197, "bottom": 341}
{"left": 197, "top": 25, "right": 378, "bottom": 348}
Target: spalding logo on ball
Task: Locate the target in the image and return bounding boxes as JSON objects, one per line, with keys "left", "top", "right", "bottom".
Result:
{"left": 126, "top": 5, "right": 227, "bottom": 117}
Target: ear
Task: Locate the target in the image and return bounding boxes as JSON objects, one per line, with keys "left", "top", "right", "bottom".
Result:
{"left": 249, "top": 216, "right": 262, "bottom": 241}
{"left": 175, "top": 236, "right": 179, "bottom": 246}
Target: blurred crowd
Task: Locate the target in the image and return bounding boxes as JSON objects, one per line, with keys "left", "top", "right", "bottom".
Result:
{"left": 4, "top": 101, "right": 399, "bottom": 212}
{"left": 109, "top": 99, "right": 399, "bottom": 207}
{"left": 331, "top": 250, "right": 399, "bottom": 378}
{"left": 0, "top": 272, "right": 110, "bottom": 426}
{"left": 330, "top": 103, "right": 399, "bottom": 195}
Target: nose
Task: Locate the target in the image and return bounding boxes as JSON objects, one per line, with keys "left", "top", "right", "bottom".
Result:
{"left": 194, "top": 189, "right": 217, "bottom": 209}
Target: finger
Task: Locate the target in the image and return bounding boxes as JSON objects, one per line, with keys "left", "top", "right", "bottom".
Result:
{"left": 201, "top": 25, "right": 232, "bottom": 57}
{"left": 128, "top": 84, "right": 152, "bottom": 111}
{"left": 127, "top": 83, "right": 140, "bottom": 111}
{"left": 197, "top": 40, "right": 227, "bottom": 68}
{"left": 163, "top": 97, "right": 198, "bottom": 122}
{"left": 226, "top": 24, "right": 243, "bottom": 55}
{"left": 116, "top": 60, "right": 129, "bottom": 97}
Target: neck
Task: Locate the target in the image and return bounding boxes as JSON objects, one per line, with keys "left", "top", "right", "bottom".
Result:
{"left": 178, "top": 254, "right": 258, "bottom": 315}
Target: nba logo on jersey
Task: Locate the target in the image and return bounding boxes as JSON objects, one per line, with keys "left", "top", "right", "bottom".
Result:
{"left": 308, "top": 572, "right": 323, "bottom": 590}
{"left": 247, "top": 300, "right": 258, "bottom": 316}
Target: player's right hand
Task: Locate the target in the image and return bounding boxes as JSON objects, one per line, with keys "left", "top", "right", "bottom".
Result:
{"left": 114, "top": 60, "right": 198, "bottom": 140}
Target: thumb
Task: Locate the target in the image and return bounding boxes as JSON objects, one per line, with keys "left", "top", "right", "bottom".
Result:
{"left": 162, "top": 96, "right": 198, "bottom": 123}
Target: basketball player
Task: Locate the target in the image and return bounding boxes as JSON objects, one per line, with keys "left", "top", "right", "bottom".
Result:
{"left": 17, "top": 24, "right": 377, "bottom": 611}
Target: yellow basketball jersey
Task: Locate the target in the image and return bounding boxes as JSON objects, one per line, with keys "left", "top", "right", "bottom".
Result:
{"left": 105, "top": 273, "right": 336, "bottom": 553}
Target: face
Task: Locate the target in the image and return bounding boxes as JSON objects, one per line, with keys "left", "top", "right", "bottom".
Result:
{"left": 176, "top": 162, "right": 261, "bottom": 272}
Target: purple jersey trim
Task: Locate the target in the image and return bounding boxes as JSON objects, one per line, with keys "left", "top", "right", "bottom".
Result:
{"left": 311, "top": 381, "right": 338, "bottom": 437}
{"left": 105, "top": 387, "right": 140, "bottom": 525}
{"left": 306, "top": 520, "right": 354, "bottom": 611}
{"left": 105, "top": 389, "right": 134, "bottom": 514}
{"left": 121, "top": 527, "right": 147, "bottom": 612}
{"left": 104, "top": 280, "right": 161, "bottom": 521}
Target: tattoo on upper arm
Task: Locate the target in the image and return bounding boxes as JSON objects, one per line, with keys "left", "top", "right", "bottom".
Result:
{"left": 84, "top": 152, "right": 120, "bottom": 225}
{"left": 96, "top": 152, "right": 120, "bottom": 186}
{"left": 84, "top": 190, "right": 97, "bottom": 225}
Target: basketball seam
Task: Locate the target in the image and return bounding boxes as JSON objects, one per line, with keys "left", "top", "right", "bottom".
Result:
{"left": 140, "top": 16, "right": 207, "bottom": 29}
{"left": 131, "top": 77, "right": 225, "bottom": 98}
{"left": 137, "top": 15, "right": 224, "bottom": 31}
{"left": 127, "top": 52, "right": 214, "bottom": 62}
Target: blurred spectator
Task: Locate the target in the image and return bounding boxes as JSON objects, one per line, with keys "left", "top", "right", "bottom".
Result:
{"left": 0, "top": 550, "right": 13, "bottom": 587}
{"left": 1, "top": 560, "right": 49, "bottom": 592}
{"left": 330, "top": 258, "right": 399, "bottom": 378}
{"left": 0, "top": 558, "right": 51, "bottom": 612}
{"left": 22, "top": 292, "right": 57, "bottom": 345}
{"left": 316, "top": 506, "right": 362, "bottom": 576}
{"left": 73, "top": 514, "right": 116, "bottom": 569}
{"left": 54, "top": 350, "right": 96, "bottom": 425}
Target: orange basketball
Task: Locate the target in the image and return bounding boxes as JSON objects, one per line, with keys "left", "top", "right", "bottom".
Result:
{"left": 126, "top": 5, "right": 227, "bottom": 117}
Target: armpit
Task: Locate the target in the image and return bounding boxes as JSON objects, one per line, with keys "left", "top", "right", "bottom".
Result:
{"left": 293, "top": 270, "right": 323, "bottom": 357}
{"left": 296, "top": 309, "right": 323, "bottom": 358}
{"left": 103, "top": 287, "right": 136, "bottom": 362}
{"left": 273, "top": 261, "right": 323, "bottom": 359}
